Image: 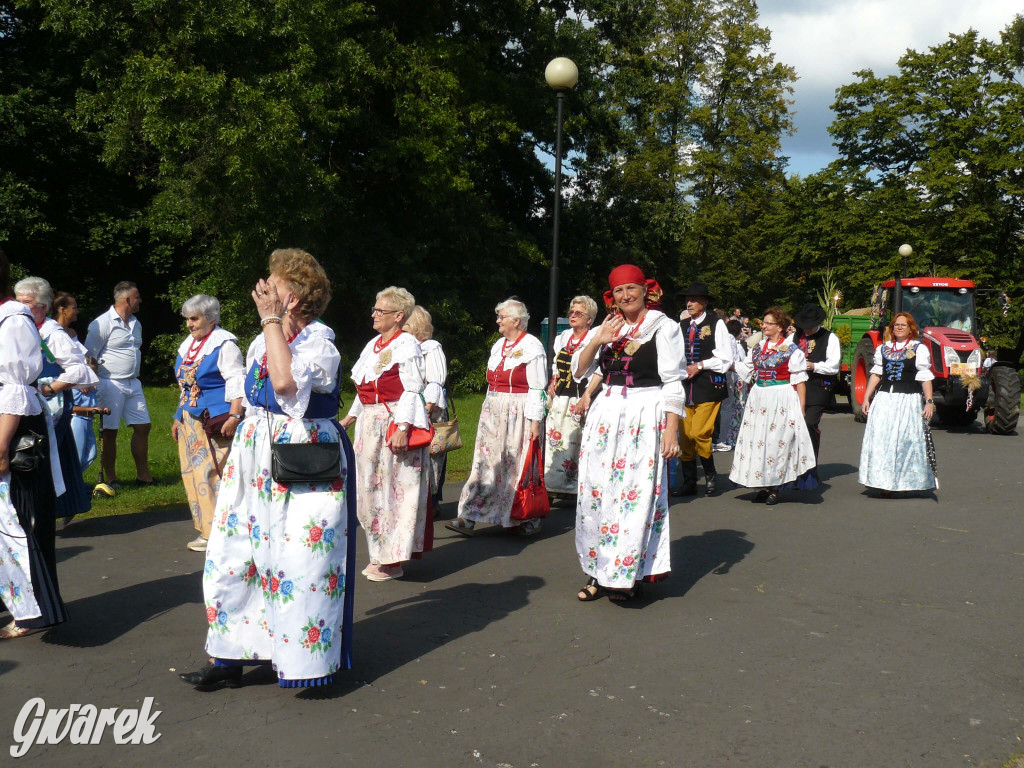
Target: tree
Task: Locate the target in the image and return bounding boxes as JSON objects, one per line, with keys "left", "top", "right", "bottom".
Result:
{"left": 11, "top": 0, "right": 593, "bottom": 386}
{"left": 563, "top": 0, "right": 795, "bottom": 314}
{"left": 828, "top": 19, "right": 1024, "bottom": 361}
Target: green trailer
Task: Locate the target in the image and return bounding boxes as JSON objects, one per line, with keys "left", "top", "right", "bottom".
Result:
{"left": 829, "top": 312, "right": 875, "bottom": 394}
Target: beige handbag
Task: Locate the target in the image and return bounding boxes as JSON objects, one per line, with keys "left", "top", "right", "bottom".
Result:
{"left": 429, "top": 391, "right": 463, "bottom": 455}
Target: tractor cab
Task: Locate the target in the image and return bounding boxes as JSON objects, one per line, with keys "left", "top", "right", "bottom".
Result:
{"left": 876, "top": 278, "right": 984, "bottom": 381}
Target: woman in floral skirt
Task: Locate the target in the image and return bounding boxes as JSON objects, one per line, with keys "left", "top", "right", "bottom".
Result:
{"left": 570, "top": 265, "right": 685, "bottom": 602}
{"left": 729, "top": 307, "right": 817, "bottom": 505}
{"left": 858, "top": 312, "right": 937, "bottom": 496}
{"left": 341, "top": 287, "right": 431, "bottom": 582}
{"left": 544, "top": 295, "right": 598, "bottom": 496}
{"left": 448, "top": 299, "right": 547, "bottom": 536}
{"left": 180, "top": 248, "right": 356, "bottom": 691}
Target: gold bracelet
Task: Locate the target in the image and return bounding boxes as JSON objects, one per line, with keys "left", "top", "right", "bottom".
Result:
{"left": 261, "top": 316, "right": 283, "bottom": 327}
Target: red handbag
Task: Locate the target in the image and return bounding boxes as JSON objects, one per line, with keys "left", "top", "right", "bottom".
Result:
{"left": 381, "top": 401, "right": 434, "bottom": 453}
{"left": 375, "top": 380, "right": 435, "bottom": 453}
{"left": 510, "top": 436, "right": 551, "bottom": 521}
{"left": 384, "top": 419, "right": 435, "bottom": 451}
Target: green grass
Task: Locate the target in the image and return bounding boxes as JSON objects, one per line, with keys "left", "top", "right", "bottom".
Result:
{"left": 78, "top": 386, "right": 486, "bottom": 519}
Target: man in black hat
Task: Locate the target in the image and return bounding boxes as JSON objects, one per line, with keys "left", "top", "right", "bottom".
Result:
{"left": 675, "top": 281, "right": 734, "bottom": 497}
{"left": 788, "top": 303, "right": 841, "bottom": 466}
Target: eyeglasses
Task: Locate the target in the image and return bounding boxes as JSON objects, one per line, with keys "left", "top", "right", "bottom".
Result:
{"left": 892, "top": 323, "right": 909, "bottom": 328}
{"left": 496, "top": 314, "right": 512, "bottom": 321}
{"left": 568, "top": 310, "right": 586, "bottom": 318}
{"left": 371, "top": 307, "right": 399, "bottom": 316}
{"left": 761, "top": 320, "right": 779, "bottom": 327}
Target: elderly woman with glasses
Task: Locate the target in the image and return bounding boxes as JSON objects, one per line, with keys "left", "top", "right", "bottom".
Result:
{"left": 729, "top": 307, "right": 817, "bottom": 505}
{"left": 170, "top": 294, "right": 246, "bottom": 552}
{"left": 447, "top": 298, "right": 547, "bottom": 536}
{"left": 858, "top": 312, "right": 937, "bottom": 497}
{"left": 341, "top": 287, "right": 431, "bottom": 582}
{"left": 544, "top": 296, "right": 599, "bottom": 496}
{"left": 15, "top": 277, "right": 98, "bottom": 527}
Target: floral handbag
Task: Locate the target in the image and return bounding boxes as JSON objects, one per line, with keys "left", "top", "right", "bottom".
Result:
{"left": 429, "top": 391, "right": 463, "bottom": 455}
{"left": 509, "top": 437, "right": 551, "bottom": 521}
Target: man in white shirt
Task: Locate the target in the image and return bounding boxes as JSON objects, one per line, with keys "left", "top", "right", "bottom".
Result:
{"left": 85, "top": 281, "right": 153, "bottom": 486}
{"left": 788, "top": 303, "right": 842, "bottom": 466}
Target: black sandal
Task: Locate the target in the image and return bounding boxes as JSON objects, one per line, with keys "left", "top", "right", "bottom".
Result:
{"left": 754, "top": 489, "right": 770, "bottom": 503}
{"left": 608, "top": 583, "right": 643, "bottom": 602}
{"left": 577, "top": 577, "right": 603, "bottom": 602}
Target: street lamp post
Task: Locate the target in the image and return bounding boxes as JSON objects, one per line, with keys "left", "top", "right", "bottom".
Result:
{"left": 544, "top": 56, "right": 579, "bottom": 366}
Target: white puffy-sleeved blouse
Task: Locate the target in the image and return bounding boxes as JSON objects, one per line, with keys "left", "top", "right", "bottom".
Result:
{"left": 39, "top": 318, "right": 99, "bottom": 389}
{"left": 551, "top": 327, "right": 600, "bottom": 383}
{"left": 869, "top": 340, "right": 935, "bottom": 381}
{"left": 175, "top": 326, "right": 247, "bottom": 403}
{"left": 420, "top": 339, "right": 448, "bottom": 410}
{"left": 573, "top": 310, "right": 687, "bottom": 416}
{"left": 0, "top": 301, "right": 44, "bottom": 416}
{"left": 735, "top": 339, "right": 809, "bottom": 386}
{"left": 245, "top": 321, "right": 341, "bottom": 420}
{"left": 485, "top": 333, "right": 548, "bottom": 422}
{"left": 346, "top": 331, "right": 429, "bottom": 429}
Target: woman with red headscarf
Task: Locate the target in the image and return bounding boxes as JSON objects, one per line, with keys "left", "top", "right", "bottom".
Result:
{"left": 569, "top": 265, "right": 686, "bottom": 602}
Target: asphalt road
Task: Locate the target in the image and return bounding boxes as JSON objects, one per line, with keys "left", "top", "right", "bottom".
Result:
{"left": 1, "top": 410, "right": 1022, "bottom": 767}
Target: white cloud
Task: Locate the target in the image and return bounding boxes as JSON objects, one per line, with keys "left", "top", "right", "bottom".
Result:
{"left": 756, "top": 0, "right": 1016, "bottom": 175}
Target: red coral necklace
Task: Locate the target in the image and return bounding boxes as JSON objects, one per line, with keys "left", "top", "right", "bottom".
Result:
{"left": 183, "top": 332, "right": 212, "bottom": 366}
{"left": 374, "top": 329, "right": 403, "bottom": 354}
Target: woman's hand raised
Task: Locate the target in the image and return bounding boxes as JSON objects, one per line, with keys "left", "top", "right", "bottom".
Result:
{"left": 252, "top": 278, "right": 293, "bottom": 321}
{"left": 594, "top": 314, "right": 624, "bottom": 345}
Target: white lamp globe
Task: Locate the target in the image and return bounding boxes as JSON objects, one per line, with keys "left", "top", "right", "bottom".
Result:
{"left": 545, "top": 58, "right": 579, "bottom": 90}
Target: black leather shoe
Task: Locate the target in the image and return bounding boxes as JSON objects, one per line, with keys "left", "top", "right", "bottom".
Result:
{"left": 704, "top": 473, "right": 717, "bottom": 496}
{"left": 672, "top": 460, "right": 698, "bottom": 496}
{"left": 699, "top": 456, "right": 717, "bottom": 497}
{"left": 179, "top": 663, "right": 242, "bottom": 691}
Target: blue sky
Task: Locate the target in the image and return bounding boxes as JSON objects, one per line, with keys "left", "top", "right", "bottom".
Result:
{"left": 756, "top": 0, "right": 1014, "bottom": 177}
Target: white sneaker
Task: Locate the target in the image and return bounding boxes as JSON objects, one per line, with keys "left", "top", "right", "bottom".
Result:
{"left": 187, "top": 535, "right": 208, "bottom": 552}
{"left": 713, "top": 443, "right": 733, "bottom": 452}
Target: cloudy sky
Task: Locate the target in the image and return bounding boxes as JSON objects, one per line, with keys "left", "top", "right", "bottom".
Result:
{"left": 755, "top": 0, "right": 1016, "bottom": 177}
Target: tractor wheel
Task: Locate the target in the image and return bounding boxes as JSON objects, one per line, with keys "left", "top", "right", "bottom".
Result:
{"left": 984, "top": 365, "right": 1021, "bottom": 435}
{"left": 851, "top": 337, "right": 874, "bottom": 423}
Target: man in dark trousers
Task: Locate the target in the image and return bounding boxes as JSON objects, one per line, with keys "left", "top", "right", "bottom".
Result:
{"left": 675, "top": 282, "right": 734, "bottom": 497}
{"left": 787, "top": 303, "right": 842, "bottom": 478}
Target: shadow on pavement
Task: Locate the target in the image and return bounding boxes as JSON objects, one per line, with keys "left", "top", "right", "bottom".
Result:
{"left": 403, "top": 506, "right": 575, "bottom": 584}
{"left": 55, "top": 545, "right": 92, "bottom": 564}
{"left": 661, "top": 529, "right": 754, "bottom": 601}
{"left": 57, "top": 505, "right": 190, "bottom": 539}
{"left": 40, "top": 571, "right": 202, "bottom": 648}
{"left": 297, "top": 575, "right": 545, "bottom": 699}
{"left": 816, "top": 461, "right": 857, "bottom": 481}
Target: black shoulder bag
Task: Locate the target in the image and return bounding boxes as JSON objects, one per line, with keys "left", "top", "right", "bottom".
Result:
{"left": 267, "top": 358, "right": 343, "bottom": 484}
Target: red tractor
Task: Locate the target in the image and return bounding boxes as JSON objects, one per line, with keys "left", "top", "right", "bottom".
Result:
{"left": 849, "top": 276, "right": 1020, "bottom": 434}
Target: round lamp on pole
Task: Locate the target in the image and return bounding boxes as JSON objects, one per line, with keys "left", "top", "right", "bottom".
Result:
{"left": 545, "top": 57, "right": 579, "bottom": 367}
{"left": 898, "top": 243, "right": 913, "bottom": 258}
{"left": 545, "top": 58, "right": 579, "bottom": 91}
